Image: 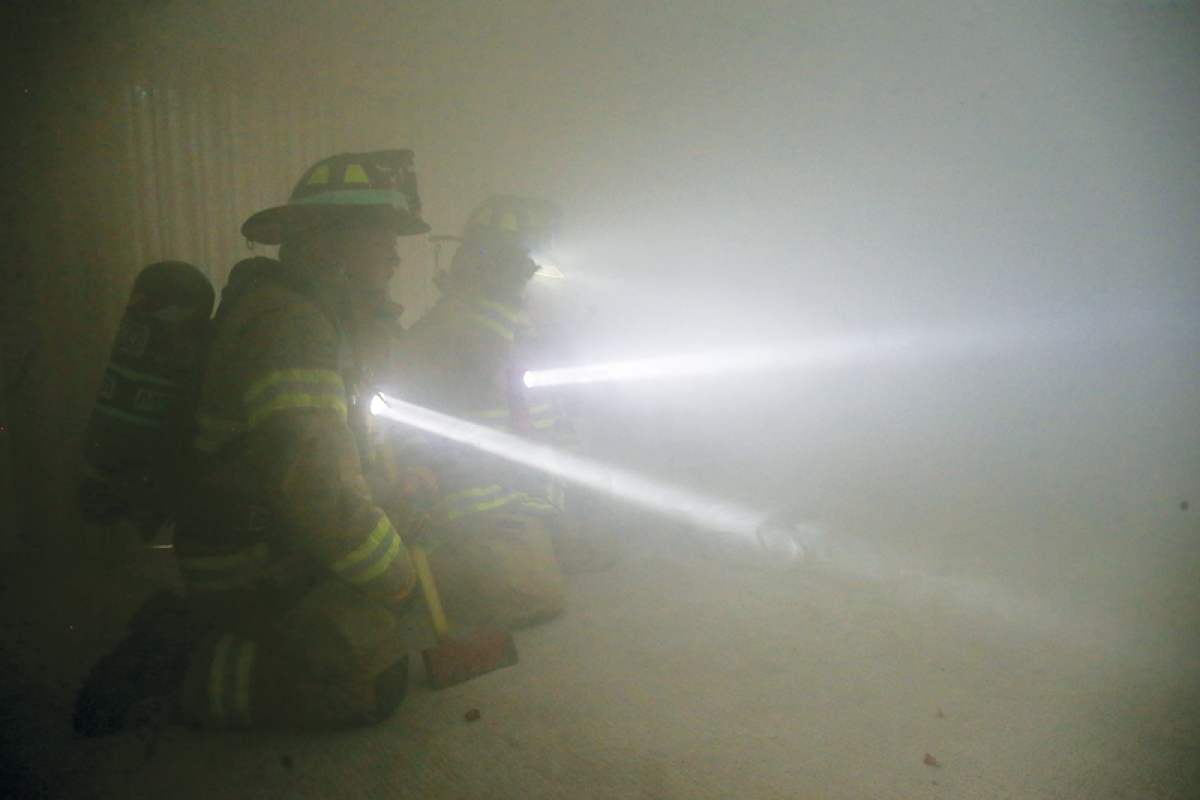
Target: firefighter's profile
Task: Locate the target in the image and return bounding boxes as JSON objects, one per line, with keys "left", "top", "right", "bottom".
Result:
{"left": 73, "top": 150, "right": 432, "bottom": 734}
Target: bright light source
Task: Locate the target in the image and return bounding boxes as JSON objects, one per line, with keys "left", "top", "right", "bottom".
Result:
{"left": 521, "top": 310, "right": 1156, "bottom": 390}
{"left": 370, "top": 392, "right": 778, "bottom": 543}
{"left": 522, "top": 335, "right": 913, "bottom": 388}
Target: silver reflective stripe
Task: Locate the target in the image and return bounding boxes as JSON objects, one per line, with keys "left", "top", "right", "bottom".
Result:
{"left": 208, "top": 633, "right": 256, "bottom": 728}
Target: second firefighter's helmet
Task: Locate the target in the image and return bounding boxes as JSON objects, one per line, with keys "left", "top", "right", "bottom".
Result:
{"left": 461, "top": 195, "right": 561, "bottom": 256}
{"left": 241, "top": 150, "right": 433, "bottom": 246}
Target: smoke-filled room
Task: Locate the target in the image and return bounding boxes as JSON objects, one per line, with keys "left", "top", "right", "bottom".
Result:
{"left": 1, "top": 1, "right": 1198, "bottom": 797}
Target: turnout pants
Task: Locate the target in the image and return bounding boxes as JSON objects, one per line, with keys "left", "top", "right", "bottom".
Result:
{"left": 426, "top": 512, "right": 565, "bottom": 631}
{"left": 178, "top": 570, "right": 409, "bottom": 731}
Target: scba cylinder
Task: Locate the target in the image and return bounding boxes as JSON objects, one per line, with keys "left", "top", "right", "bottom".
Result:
{"left": 81, "top": 261, "right": 214, "bottom": 522}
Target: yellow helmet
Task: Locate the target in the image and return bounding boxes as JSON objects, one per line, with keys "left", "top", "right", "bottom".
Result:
{"left": 461, "top": 195, "right": 561, "bottom": 255}
{"left": 242, "top": 150, "right": 432, "bottom": 245}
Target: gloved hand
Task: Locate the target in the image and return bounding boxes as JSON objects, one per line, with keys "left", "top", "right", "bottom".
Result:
{"left": 383, "top": 465, "right": 439, "bottom": 545}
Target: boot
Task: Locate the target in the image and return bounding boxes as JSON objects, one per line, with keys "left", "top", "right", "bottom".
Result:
{"left": 73, "top": 590, "right": 211, "bottom": 738}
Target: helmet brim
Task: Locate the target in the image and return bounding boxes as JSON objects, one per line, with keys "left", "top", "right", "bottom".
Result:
{"left": 241, "top": 204, "right": 432, "bottom": 246}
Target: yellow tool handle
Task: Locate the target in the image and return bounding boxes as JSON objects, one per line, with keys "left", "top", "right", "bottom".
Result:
{"left": 412, "top": 543, "right": 450, "bottom": 642}
{"left": 375, "top": 439, "right": 449, "bottom": 641}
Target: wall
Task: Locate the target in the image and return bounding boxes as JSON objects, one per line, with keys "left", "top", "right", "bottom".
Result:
{"left": 3, "top": 3, "right": 441, "bottom": 559}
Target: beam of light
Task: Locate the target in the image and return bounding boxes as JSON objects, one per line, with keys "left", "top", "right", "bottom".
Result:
{"left": 370, "top": 392, "right": 801, "bottom": 556}
{"left": 368, "top": 398, "right": 1098, "bottom": 643}
{"left": 523, "top": 334, "right": 915, "bottom": 388}
{"left": 521, "top": 307, "right": 1172, "bottom": 389}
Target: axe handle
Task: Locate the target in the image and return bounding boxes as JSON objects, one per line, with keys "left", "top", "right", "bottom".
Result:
{"left": 412, "top": 543, "right": 451, "bottom": 642}
{"left": 376, "top": 439, "right": 450, "bottom": 642}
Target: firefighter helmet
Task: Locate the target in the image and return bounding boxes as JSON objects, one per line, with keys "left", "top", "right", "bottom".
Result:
{"left": 241, "top": 150, "right": 432, "bottom": 246}
{"left": 461, "top": 195, "right": 561, "bottom": 255}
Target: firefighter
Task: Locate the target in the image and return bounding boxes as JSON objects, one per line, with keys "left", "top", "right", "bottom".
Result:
{"left": 73, "top": 150, "right": 432, "bottom": 735}
{"left": 381, "top": 195, "right": 609, "bottom": 631}
{"left": 514, "top": 293, "right": 619, "bottom": 577}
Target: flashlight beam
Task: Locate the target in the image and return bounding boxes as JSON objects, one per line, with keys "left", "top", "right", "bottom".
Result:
{"left": 522, "top": 307, "right": 1170, "bottom": 390}
{"left": 522, "top": 335, "right": 915, "bottom": 388}
{"left": 370, "top": 393, "right": 767, "bottom": 540}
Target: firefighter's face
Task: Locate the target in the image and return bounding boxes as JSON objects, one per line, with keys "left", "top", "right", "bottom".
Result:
{"left": 340, "top": 226, "right": 401, "bottom": 292}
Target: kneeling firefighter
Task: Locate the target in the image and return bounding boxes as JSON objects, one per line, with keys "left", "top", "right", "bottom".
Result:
{"left": 382, "top": 195, "right": 608, "bottom": 631}
{"left": 74, "top": 150, "right": 432, "bottom": 735}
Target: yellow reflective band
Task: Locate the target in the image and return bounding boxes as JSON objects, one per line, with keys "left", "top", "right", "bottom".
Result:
{"left": 244, "top": 369, "right": 347, "bottom": 428}
{"left": 307, "top": 164, "right": 331, "bottom": 185}
{"left": 441, "top": 486, "right": 523, "bottom": 520}
{"left": 529, "top": 402, "right": 559, "bottom": 429}
{"left": 234, "top": 640, "right": 255, "bottom": 725}
{"left": 466, "top": 314, "right": 514, "bottom": 341}
{"left": 244, "top": 368, "right": 344, "bottom": 405}
{"left": 331, "top": 515, "right": 392, "bottom": 574}
{"left": 344, "top": 164, "right": 370, "bottom": 184}
{"left": 470, "top": 297, "right": 519, "bottom": 324}
{"left": 442, "top": 485, "right": 502, "bottom": 503}
{"left": 463, "top": 297, "right": 519, "bottom": 341}
{"left": 354, "top": 534, "right": 401, "bottom": 586}
{"left": 245, "top": 393, "right": 348, "bottom": 429}
{"left": 520, "top": 496, "right": 555, "bottom": 511}
{"left": 209, "top": 633, "right": 234, "bottom": 722}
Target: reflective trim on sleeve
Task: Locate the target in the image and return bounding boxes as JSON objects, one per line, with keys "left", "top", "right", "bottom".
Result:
{"left": 519, "top": 495, "right": 557, "bottom": 513}
{"left": 440, "top": 484, "right": 523, "bottom": 520}
{"left": 463, "top": 297, "right": 518, "bottom": 341}
{"left": 330, "top": 514, "right": 403, "bottom": 587}
{"left": 243, "top": 368, "right": 347, "bottom": 429}
{"left": 527, "top": 401, "right": 559, "bottom": 430}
